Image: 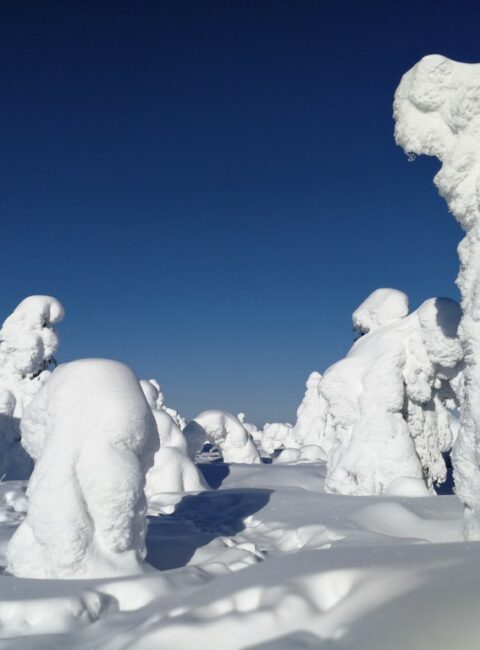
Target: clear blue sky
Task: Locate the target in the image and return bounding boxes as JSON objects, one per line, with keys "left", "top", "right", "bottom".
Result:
{"left": 0, "top": 1, "right": 478, "bottom": 423}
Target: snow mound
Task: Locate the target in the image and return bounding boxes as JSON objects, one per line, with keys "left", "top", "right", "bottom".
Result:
{"left": 384, "top": 476, "right": 432, "bottom": 497}
{"left": 7, "top": 359, "right": 158, "bottom": 579}
{"left": 275, "top": 445, "right": 327, "bottom": 464}
{"left": 184, "top": 411, "right": 261, "bottom": 464}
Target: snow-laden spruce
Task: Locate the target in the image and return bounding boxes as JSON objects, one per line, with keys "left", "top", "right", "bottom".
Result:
{"left": 313, "top": 290, "right": 463, "bottom": 495}
{"left": 184, "top": 410, "right": 262, "bottom": 464}
{"left": 7, "top": 359, "right": 158, "bottom": 579}
{"left": 140, "top": 379, "right": 207, "bottom": 508}
{"left": 394, "top": 55, "right": 480, "bottom": 536}
{"left": 0, "top": 296, "right": 64, "bottom": 416}
{"left": 291, "top": 371, "right": 328, "bottom": 452}
{"left": 260, "top": 422, "right": 295, "bottom": 455}
{"left": 140, "top": 378, "right": 186, "bottom": 430}
{"left": 237, "top": 412, "right": 262, "bottom": 445}
{"left": 0, "top": 296, "right": 63, "bottom": 480}
{"left": 0, "top": 389, "right": 32, "bottom": 480}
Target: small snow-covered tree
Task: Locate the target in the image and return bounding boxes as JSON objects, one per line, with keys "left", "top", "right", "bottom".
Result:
{"left": 291, "top": 371, "right": 329, "bottom": 451}
{"left": 0, "top": 295, "right": 64, "bottom": 416}
{"left": 0, "top": 389, "right": 32, "bottom": 480}
{"left": 260, "top": 422, "right": 295, "bottom": 456}
{"left": 140, "top": 379, "right": 207, "bottom": 508}
{"left": 394, "top": 55, "right": 480, "bottom": 537}
{"left": 184, "top": 410, "right": 262, "bottom": 464}
{"left": 237, "top": 412, "right": 262, "bottom": 444}
{"left": 7, "top": 359, "right": 158, "bottom": 579}
{"left": 0, "top": 296, "right": 64, "bottom": 480}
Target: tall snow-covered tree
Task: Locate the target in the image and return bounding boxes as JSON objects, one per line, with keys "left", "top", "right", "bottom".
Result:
{"left": 394, "top": 55, "right": 480, "bottom": 537}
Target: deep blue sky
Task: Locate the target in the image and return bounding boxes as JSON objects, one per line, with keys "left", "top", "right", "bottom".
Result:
{"left": 0, "top": 1, "right": 478, "bottom": 423}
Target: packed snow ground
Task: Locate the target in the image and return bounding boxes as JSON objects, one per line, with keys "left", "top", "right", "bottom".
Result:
{"left": 0, "top": 461, "right": 474, "bottom": 649}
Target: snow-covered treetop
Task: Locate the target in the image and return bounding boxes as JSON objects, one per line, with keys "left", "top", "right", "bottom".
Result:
{"left": 394, "top": 54, "right": 480, "bottom": 230}
{"left": 0, "top": 295, "right": 64, "bottom": 378}
{"left": 352, "top": 288, "right": 409, "bottom": 336}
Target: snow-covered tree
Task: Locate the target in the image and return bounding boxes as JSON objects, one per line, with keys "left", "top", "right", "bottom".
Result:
{"left": 237, "top": 412, "right": 262, "bottom": 444}
{"left": 319, "top": 291, "right": 463, "bottom": 495}
{"left": 139, "top": 378, "right": 186, "bottom": 430}
{"left": 291, "top": 371, "right": 329, "bottom": 451}
{"left": 0, "top": 389, "right": 32, "bottom": 480}
{"left": 7, "top": 359, "right": 158, "bottom": 579}
{"left": 140, "top": 379, "right": 207, "bottom": 509}
{"left": 260, "top": 422, "right": 295, "bottom": 456}
{"left": 0, "top": 295, "right": 64, "bottom": 416}
{"left": 184, "top": 410, "right": 262, "bottom": 464}
{"left": 394, "top": 55, "right": 480, "bottom": 537}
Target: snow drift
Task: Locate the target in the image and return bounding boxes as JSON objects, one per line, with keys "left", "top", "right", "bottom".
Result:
{"left": 7, "top": 359, "right": 158, "bottom": 579}
{"left": 394, "top": 55, "right": 480, "bottom": 536}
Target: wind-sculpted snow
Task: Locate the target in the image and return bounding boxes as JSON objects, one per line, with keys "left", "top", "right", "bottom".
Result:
{"left": 304, "top": 291, "right": 463, "bottom": 495}
{"left": 184, "top": 410, "right": 262, "bottom": 464}
{"left": 140, "top": 379, "right": 207, "bottom": 510}
{"left": 394, "top": 55, "right": 480, "bottom": 537}
{"left": 7, "top": 359, "right": 158, "bottom": 578}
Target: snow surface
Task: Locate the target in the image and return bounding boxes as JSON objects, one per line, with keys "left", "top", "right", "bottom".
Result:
{"left": 0, "top": 462, "right": 474, "bottom": 649}
{"left": 394, "top": 54, "right": 480, "bottom": 537}
{"left": 7, "top": 359, "right": 159, "bottom": 579}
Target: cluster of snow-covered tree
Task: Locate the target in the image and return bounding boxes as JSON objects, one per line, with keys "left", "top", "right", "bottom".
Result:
{"left": 3, "top": 53, "right": 480, "bottom": 579}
